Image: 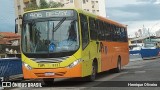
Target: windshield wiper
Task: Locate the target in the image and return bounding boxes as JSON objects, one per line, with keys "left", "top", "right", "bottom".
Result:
{"left": 31, "top": 20, "right": 36, "bottom": 26}
{"left": 53, "top": 17, "right": 66, "bottom": 32}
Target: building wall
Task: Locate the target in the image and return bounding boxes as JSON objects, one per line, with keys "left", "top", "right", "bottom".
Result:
{"left": 74, "top": 0, "right": 83, "bottom": 8}
{"left": 156, "top": 30, "right": 160, "bottom": 37}
{"left": 14, "top": 0, "right": 25, "bottom": 34}
{"left": 98, "top": 0, "right": 106, "bottom": 17}
{"left": 26, "top": 0, "right": 107, "bottom": 17}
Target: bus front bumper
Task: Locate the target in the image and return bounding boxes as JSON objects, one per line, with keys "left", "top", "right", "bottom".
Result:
{"left": 22, "top": 63, "right": 82, "bottom": 79}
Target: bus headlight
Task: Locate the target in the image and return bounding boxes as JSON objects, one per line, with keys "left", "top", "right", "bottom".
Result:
{"left": 67, "top": 59, "right": 82, "bottom": 68}
{"left": 23, "top": 63, "right": 32, "bottom": 70}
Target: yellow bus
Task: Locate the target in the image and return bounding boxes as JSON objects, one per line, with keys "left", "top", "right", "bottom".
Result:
{"left": 21, "top": 8, "right": 129, "bottom": 84}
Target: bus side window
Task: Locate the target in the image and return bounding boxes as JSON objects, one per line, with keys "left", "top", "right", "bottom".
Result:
{"left": 89, "top": 17, "right": 97, "bottom": 40}
{"left": 80, "top": 14, "right": 89, "bottom": 49}
{"left": 97, "top": 20, "right": 101, "bottom": 40}
{"left": 121, "top": 28, "right": 127, "bottom": 42}
{"left": 99, "top": 21, "right": 105, "bottom": 41}
{"left": 115, "top": 26, "right": 120, "bottom": 41}
{"left": 120, "top": 28, "right": 124, "bottom": 42}
{"left": 105, "top": 23, "right": 110, "bottom": 41}
{"left": 124, "top": 28, "right": 128, "bottom": 42}
{"left": 106, "top": 24, "right": 111, "bottom": 41}
{"left": 95, "top": 19, "right": 99, "bottom": 40}
{"left": 110, "top": 25, "right": 114, "bottom": 41}
{"left": 112, "top": 26, "right": 117, "bottom": 41}
{"left": 101, "top": 22, "right": 105, "bottom": 41}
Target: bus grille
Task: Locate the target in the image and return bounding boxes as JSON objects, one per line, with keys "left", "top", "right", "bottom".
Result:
{"left": 35, "top": 72, "right": 66, "bottom": 77}
{"left": 30, "top": 56, "right": 70, "bottom": 63}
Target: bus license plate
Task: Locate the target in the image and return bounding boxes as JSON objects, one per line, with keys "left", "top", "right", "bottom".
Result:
{"left": 45, "top": 72, "right": 55, "bottom": 76}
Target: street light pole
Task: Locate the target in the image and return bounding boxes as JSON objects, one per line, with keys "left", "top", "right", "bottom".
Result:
{"left": 148, "top": 22, "right": 160, "bottom": 42}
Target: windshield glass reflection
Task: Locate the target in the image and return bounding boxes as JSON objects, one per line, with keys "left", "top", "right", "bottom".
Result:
{"left": 22, "top": 19, "right": 79, "bottom": 53}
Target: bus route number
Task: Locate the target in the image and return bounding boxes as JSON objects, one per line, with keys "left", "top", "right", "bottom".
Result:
{"left": 52, "top": 63, "right": 60, "bottom": 68}
{"left": 30, "top": 13, "right": 43, "bottom": 18}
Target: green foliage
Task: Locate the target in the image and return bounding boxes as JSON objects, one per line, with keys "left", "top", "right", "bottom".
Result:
{"left": 25, "top": 0, "right": 64, "bottom": 11}
{"left": 39, "top": 0, "right": 49, "bottom": 9}
{"left": 25, "top": 2, "right": 39, "bottom": 11}
{"left": 48, "top": 1, "right": 64, "bottom": 8}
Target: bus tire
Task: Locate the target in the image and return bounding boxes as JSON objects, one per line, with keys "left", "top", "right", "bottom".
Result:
{"left": 114, "top": 57, "right": 121, "bottom": 73}
{"left": 86, "top": 61, "right": 97, "bottom": 81}
{"left": 43, "top": 78, "right": 54, "bottom": 86}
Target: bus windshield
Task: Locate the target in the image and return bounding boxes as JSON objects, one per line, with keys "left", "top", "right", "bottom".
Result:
{"left": 22, "top": 18, "right": 79, "bottom": 54}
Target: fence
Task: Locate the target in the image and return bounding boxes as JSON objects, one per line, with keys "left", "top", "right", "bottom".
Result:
{"left": 141, "top": 48, "right": 160, "bottom": 58}
{"left": 130, "top": 48, "right": 160, "bottom": 60}
{"left": 0, "top": 58, "right": 22, "bottom": 78}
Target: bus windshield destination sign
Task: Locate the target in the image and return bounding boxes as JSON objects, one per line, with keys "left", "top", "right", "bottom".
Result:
{"left": 24, "top": 10, "right": 74, "bottom": 20}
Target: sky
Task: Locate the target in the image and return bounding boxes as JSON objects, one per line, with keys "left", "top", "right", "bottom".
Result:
{"left": 106, "top": 0, "right": 160, "bottom": 37}
{"left": 0, "top": 0, "right": 15, "bottom": 32}
{"left": 0, "top": 0, "right": 160, "bottom": 37}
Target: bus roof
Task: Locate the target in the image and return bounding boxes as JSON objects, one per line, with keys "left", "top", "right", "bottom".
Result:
{"left": 24, "top": 8, "right": 127, "bottom": 28}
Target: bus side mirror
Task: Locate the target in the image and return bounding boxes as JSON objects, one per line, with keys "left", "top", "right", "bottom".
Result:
{"left": 15, "top": 24, "right": 18, "bottom": 33}
{"left": 15, "top": 17, "right": 19, "bottom": 34}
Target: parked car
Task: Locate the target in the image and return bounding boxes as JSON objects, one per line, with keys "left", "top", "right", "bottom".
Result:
{"left": 142, "top": 42, "right": 157, "bottom": 49}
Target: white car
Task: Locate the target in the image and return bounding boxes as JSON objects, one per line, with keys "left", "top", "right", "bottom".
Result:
{"left": 142, "top": 43, "right": 157, "bottom": 49}
{"left": 132, "top": 47, "right": 142, "bottom": 50}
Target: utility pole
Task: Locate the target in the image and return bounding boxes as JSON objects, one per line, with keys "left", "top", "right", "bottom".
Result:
{"left": 148, "top": 28, "right": 151, "bottom": 42}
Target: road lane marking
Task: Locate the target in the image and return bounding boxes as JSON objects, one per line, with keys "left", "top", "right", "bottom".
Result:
{"left": 134, "top": 71, "right": 146, "bottom": 74}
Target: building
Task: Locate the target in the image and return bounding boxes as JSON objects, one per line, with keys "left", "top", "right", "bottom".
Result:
{"left": 0, "top": 32, "right": 21, "bottom": 56}
{"left": 14, "top": 0, "right": 106, "bottom": 34}
{"left": 0, "top": 32, "right": 20, "bottom": 45}
{"left": 14, "top": 0, "right": 25, "bottom": 34}
{"left": 36, "top": 0, "right": 106, "bottom": 17}
{"left": 156, "top": 29, "right": 160, "bottom": 37}
{"left": 14, "top": 0, "right": 38, "bottom": 34}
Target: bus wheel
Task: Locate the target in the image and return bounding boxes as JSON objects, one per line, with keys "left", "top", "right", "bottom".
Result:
{"left": 43, "top": 78, "right": 54, "bottom": 86}
{"left": 115, "top": 57, "right": 121, "bottom": 73}
{"left": 87, "top": 62, "right": 97, "bottom": 81}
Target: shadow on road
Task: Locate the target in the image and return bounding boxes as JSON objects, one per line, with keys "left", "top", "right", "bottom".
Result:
{"left": 42, "top": 69, "right": 127, "bottom": 87}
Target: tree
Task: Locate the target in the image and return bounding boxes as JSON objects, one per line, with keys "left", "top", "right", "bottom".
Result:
{"left": 39, "top": 0, "right": 49, "bottom": 9}
{"left": 24, "top": 2, "right": 39, "bottom": 11}
{"left": 25, "top": 0, "right": 64, "bottom": 11}
{"left": 48, "top": 1, "right": 64, "bottom": 8}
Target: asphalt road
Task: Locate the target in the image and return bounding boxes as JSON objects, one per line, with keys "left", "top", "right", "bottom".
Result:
{"left": 6, "top": 58, "right": 160, "bottom": 90}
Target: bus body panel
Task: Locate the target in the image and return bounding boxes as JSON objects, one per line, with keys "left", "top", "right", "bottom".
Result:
{"left": 100, "top": 42, "right": 129, "bottom": 72}
{"left": 81, "top": 41, "right": 101, "bottom": 77}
